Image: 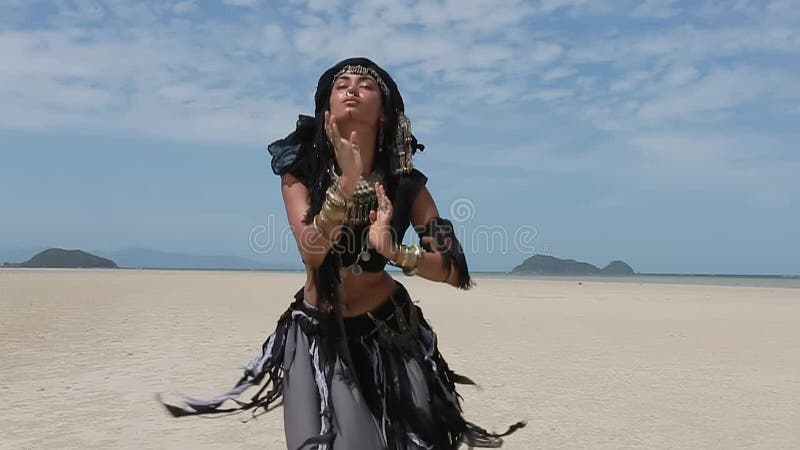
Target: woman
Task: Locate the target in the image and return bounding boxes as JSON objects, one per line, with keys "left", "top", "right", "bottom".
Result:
{"left": 161, "top": 57, "right": 525, "bottom": 449}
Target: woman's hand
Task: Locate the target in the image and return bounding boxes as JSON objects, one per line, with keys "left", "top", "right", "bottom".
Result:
{"left": 325, "top": 110, "right": 361, "bottom": 196}
{"left": 368, "top": 182, "right": 395, "bottom": 258}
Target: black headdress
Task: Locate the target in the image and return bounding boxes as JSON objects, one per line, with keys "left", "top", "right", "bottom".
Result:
{"left": 267, "top": 57, "right": 425, "bottom": 386}
{"left": 269, "top": 57, "right": 424, "bottom": 182}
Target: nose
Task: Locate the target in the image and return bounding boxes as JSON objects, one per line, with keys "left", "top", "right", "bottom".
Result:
{"left": 345, "top": 87, "right": 358, "bottom": 98}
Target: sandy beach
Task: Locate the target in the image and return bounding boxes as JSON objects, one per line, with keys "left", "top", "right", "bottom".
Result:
{"left": 1, "top": 268, "right": 798, "bottom": 449}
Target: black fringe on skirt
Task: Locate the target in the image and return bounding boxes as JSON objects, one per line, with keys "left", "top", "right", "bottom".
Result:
{"left": 159, "top": 282, "right": 525, "bottom": 449}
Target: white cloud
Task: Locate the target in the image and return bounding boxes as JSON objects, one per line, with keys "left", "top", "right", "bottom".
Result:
{"left": 661, "top": 66, "right": 700, "bottom": 87}
{"left": 624, "top": 131, "right": 800, "bottom": 205}
{"left": 568, "top": 23, "right": 800, "bottom": 69}
{"left": 262, "top": 24, "right": 287, "bottom": 55}
{"left": 0, "top": 0, "right": 798, "bottom": 201}
{"left": 608, "top": 70, "right": 654, "bottom": 92}
{"left": 536, "top": 0, "right": 604, "bottom": 15}
{"left": 632, "top": 0, "right": 680, "bottom": 19}
{"left": 222, "top": 0, "right": 260, "bottom": 6}
{"left": 636, "top": 67, "right": 792, "bottom": 123}
{"left": 540, "top": 66, "right": 577, "bottom": 81}
{"left": 173, "top": 0, "right": 197, "bottom": 14}
{"left": 529, "top": 41, "right": 564, "bottom": 65}
{"left": 0, "top": 21, "right": 304, "bottom": 144}
{"left": 526, "top": 88, "right": 572, "bottom": 102}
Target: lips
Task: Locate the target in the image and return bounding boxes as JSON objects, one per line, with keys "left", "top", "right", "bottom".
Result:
{"left": 343, "top": 98, "right": 359, "bottom": 105}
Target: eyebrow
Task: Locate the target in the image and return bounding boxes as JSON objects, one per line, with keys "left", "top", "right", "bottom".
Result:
{"left": 335, "top": 75, "right": 376, "bottom": 83}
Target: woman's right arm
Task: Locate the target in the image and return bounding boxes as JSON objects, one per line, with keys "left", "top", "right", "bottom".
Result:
{"left": 281, "top": 173, "right": 332, "bottom": 268}
{"left": 283, "top": 112, "right": 360, "bottom": 267}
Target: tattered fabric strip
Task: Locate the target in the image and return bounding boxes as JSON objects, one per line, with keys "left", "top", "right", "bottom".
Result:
{"left": 415, "top": 216, "right": 475, "bottom": 290}
{"left": 159, "top": 291, "right": 526, "bottom": 449}
{"left": 159, "top": 305, "right": 310, "bottom": 418}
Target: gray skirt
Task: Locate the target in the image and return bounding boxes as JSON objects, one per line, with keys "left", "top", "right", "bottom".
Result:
{"left": 161, "top": 280, "right": 525, "bottom": 449}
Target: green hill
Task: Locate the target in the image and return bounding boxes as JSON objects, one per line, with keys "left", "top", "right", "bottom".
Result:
{"left": 3, "top": 248, "right": 117, "bottom": 268}
{"left": 599, "top": 260, "right": 635, "bottom": 275}
{"left": 512, "top": 254, "right": 634, "bottom": 276}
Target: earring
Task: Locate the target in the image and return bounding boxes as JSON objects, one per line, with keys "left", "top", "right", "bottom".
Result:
{"left": 377, "top": 125, "right": 384, "bottom": 153}
{"left": 391, "top": 113, "right": 414, "bottom": 175}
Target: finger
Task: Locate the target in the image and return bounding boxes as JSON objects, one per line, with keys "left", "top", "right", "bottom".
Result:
{"left": 331, "top": 118, "right": 342, "bottom": 143}
{"left": 350, "top": 131, "right": 361, "bottom": 153}
{"left": 324, "top": 111, "right": 332, "bottom": 138}
{"left": 377, "top": 186, "right": 390, "bottom": 209}
{"left": 369, "top": 210, "right": 376, "bottom": 223}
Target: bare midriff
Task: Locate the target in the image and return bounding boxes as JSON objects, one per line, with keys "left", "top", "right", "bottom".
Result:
{"left": 303, "top": 265, "right": 396, "bottom": 317}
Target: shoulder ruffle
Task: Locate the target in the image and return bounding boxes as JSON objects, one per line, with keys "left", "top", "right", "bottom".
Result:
{"left": 387, "top": 168, "right": 428, "bottom": 246}
{"left": 397, "top": 168, "right": 427, "bottom": 206}
{"left": 267, "top": 114, "right": 315, "bottom": 180}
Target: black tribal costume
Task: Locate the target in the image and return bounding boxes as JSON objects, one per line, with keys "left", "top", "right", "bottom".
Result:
{"left": 161, "top": 57, "right": 525, "bottom": 449}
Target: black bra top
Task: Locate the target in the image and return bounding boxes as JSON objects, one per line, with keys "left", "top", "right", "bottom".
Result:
{"left": 268, "top": 120, "right": 428, "bottom": 272}
{"left": 345, "top": 169, "right": 427, "bottom": 272}
{"left": 285, "top": 166, "right": 428, "bottom": 273}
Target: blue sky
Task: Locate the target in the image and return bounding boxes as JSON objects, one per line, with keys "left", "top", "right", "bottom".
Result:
{"left": 1, "top": 0, "right": 799, "bottom": 274}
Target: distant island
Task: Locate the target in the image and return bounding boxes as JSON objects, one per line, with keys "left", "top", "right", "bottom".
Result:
{"left": 2, "top": 248, "right": 117, "bottom": 268}
{"left": 0, "top": 247, "right": 294, "bottom": 270}
{"left": 512, "top": 254, "right": 634, "bottom": 276}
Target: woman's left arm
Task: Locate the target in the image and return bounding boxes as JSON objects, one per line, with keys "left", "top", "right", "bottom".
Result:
{"left": 370, "top": 181, "right": 472, "bottom": 289}
{"left": 405, "top": 186, "right": 464, "bottom": 287}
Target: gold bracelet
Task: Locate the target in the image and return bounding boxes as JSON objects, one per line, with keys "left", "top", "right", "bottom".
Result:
{"left": 397, "top": 244, "right": 422, "bottom": 276}
{"left": 311, "top": 214, "right": 332, "bottom": 245}
{"left": 394, "top": 243, "right": 408, "bottom": 267}
{"left": 324, "top": 186, "right": 350, "bottom": 210}
{"left": 320, "top": 203, "right": 346, "bottom": 224}
{"left": 325, "top": 189, "right": 348, "bottom": 210}
{"left": 317, "top": 209, "right": 344, "bottom": 234}
{"left": 315, "top": 213, "right": 345, "bottom": 245}
{"left": 322, "top": 191, "right": 347, "bottom": 214}
{"left": 323, "top": 192, "right": 348, "bottom": 212}
{"left": 333, "top": 178, "right": 354, "bottom": 201}
{"left": 326, "top": 180, "right": 350, "bottom": 207}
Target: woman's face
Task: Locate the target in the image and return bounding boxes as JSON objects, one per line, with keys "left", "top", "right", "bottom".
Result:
{"left": 328, "top": 73, "right": 384, "bottom": 127}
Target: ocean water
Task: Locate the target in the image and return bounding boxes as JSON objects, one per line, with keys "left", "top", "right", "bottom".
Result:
{"left": 473, "top": 272, "right": 800, "bottom": 289}
{"left": 4, "top": 267, "right": 798, "bottom": 289}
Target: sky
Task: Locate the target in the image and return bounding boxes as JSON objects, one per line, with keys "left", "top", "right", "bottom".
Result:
{"left": 1, "top": 0, "right": 799, "bottom": 274}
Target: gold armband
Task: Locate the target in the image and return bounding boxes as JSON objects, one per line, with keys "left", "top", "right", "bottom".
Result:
{"left": 393, "top": 243, "right": 422, "bottom": 276}
{"left": 311, "top": 214, "right": 333, "bottom": 245}
{"left": 320, "top": 180, "right": 351, "bottom": 224}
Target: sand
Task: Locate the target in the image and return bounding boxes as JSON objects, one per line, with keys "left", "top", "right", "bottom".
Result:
{"left": 1, "top": 269, "right": 798, "bottom": 449}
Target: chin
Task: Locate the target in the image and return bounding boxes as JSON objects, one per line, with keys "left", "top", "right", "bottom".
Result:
{"left": 343, "top": 110, "right": 370, "bottom": 122}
